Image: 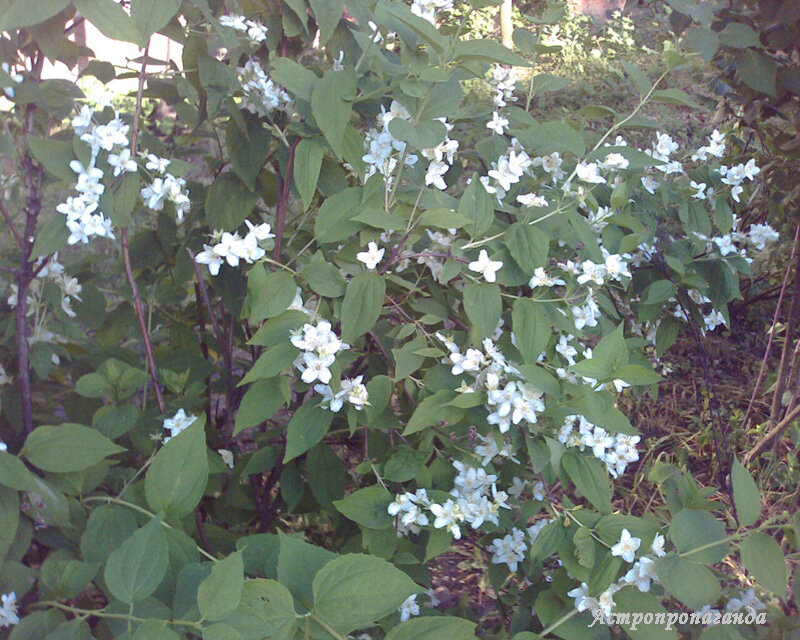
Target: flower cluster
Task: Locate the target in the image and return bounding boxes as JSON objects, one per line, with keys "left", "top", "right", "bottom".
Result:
{"left": 290, "top": 320, "right": 349, "bottom": 386}
{"left": 219, "top": 14, "right": 269, "bottom": 45}
{"left": 316, "top": 376, "right": 369, "bottom": 413}
{"left": 56, "top": 106, "right": 130, "bottom": 244}
{"left": 558, "top": 415, "right": 640, "bottom": 477}
{"left": 568, "top": 529, "right": 666, "bottom": 618}
{"left": 140, "top": 154, "right": 190, "bottom": 221}
{"left": 388, "top": 459, "right": 511, "bottom": 540}
{"left": 238, "top": 59, "right": 293, "bottom": 117}
{"left": 195, "top": 220, "right": 274, "bottom": 275}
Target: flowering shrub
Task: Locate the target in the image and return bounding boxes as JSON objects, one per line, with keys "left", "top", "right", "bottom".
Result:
{"left": 0, "top": 1, "right": 792, "bottom": 639}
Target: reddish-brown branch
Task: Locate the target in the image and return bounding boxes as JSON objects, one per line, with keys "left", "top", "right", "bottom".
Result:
{"left": 273, "top": 140, "right": 299, "bottom": 260}
{"left": 120, "top": 42, "right": 166, "bottom": 414}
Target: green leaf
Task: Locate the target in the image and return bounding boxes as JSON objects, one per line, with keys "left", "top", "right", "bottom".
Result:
{"left": 31, "top": 215, "right": 69, "bottom": 260}
{"left": 270, "top": 58, "right": 318, "bottom": 102}
{"left": 131, "top": 0, "right": 181, "bottom": 39}
{"left": 384, "top": 617, "right": 477, "bottom": 640}
{"left": 239, "top": 342, "right": 298, "bottom": 384}
{"left": 248, "top": 268, "right": 297, "bottom": 325}
{"left": 294, "top": 138, "right": 325, "bottom": 211}
{"left": 404, "top": 389, "right": 459, "bottom": 435}
{"left": 463, "top": 283, "right": 501, "bottom": 341}
{"left": 718, "top": 22, "right": 761, "bottom": 49}
{"left": 506, "top": 223, "right": 549, "bottom": 274}
{"left": 511, "top": 298, "right": 550, "bottom": 365}
{"left": 306, "top": 445, "right": 346, "bottom": 508}
{"left": 740, "top": 532, "right": 788, "bottom": 595}
{"left": 309, "top": 0, "right": 343, "bottom": 45}
{"left": 228, "top": 119, "right": 271, "bottom": 191}
{"left": 341, "top": 272, "right": 385, "bottom": 343}
{"left": 314, "top": 187, "right": 367, "bottom": 243}
{"left": 301, "top": 262, "right": 347, "bottom": 298}
{"left": 454, "top": 39, "right": 531, "bottom": 67}
{"left": 198, "top": 552, "right": 244, "bottom": 621}
{"left": 231, "top": 579, "right": 298, "bottom": 640}
{"left": 562, "top": 452, "right": 612, "bottom": 514}
{"left": 620, "top": 60, "right": 652, "bottom": 95}
{"left": 615, "top": 364, "right": 663, "bottom": 386}
{"left": 651, "top": 89, "right": 700, "bottom": 109}
{"left": 655, "top": 555, "right": 720, "bottom": 610}
{"left": 0, "top": 487, "right": 19, "bottom": 560}
{"left": 74, "top": 0, "right": 145, "bottom": 45}
{"left": 145, "top": 421, "right": 209, "bottom": 519}
{"left": 686, "top": 26, "right": 719, "bottom": 63}
{"left": 384, "top": 448, "right": 428, "bottom": 483}
{"left": 459, "top": 175, "right": 494, "bottom": 237}
{"left": 0, "top": 0, "right": 70, "bottom": 31}
{"left": 234, "top": 378, "right": 287, "bottom": 435}
{"left": 284, "top": 402, "right": 334, "bottom": 462}
{"left": 737, "top": 50, "right": 778, "bottom": 97}
{"left": 0, "top": 451, "right": 38, "bottom": 491}
{"left": 206, "top": 173, "right": 259, "bottom": 231}
{"left": 104, "top": 515, "right": 169, "bottom": 603}
{"left": 277, "top": 535, "right": 337, "bottom": 611}
{"left": 80, "top": 505, "right": 139, "bottom": 564}
{"left": 312, "top": 554, "right": 420, "bottom": 634}
{"left": 22, "top": 424, "right": 125, "bottom": 473}
{"left": 334, "top": 485, "right": 394, "bottom": 529}
{"left": 311, "top": 68, "right": 356, "bottom": 158}
{"left": 731, "top": 458, "right": 760, "bottom": 527}
{"left": 669, "top": 510, "right": 729, "bottom": 564}
{"left": 40, "top": 551, "right": 99, "bottom": 601}
{"left": 613, "top": 587, "right": 679, "bottom": 640}
{"left": 28, "top": 138, "right": 76, "bottom": 183}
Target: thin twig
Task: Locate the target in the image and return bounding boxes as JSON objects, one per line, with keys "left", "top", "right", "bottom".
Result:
{"left": 0, "top": 199, "right": 24, "bottom": 250}
{"left": 121, "top": 42, "right": 166, "bottom": 414}
{"left": 741, "top": 222, "right": 800, "bottom": 430}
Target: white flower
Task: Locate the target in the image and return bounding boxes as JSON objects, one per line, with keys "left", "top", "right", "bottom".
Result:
{"left": 529, "top": 267, "right": 565, "bottom": 288}
{"left": 575, "top": 162, "right": 606, "bottom": 184}
{"left": 489, "top": 528, "right": 527, "bottom": 572}
{"left": 726, "top": 588, "right": 765, "bottom": 614}
{"left": 398, "top": 595, "right": 420, "bottom": 621}
{"left": 623, "top": 557, "right": 658, "bottom": 592}
{"left": 611, "top": 528, "right": 641, "bottom": 563}
{"left": 0, "top": 592, "right": 19, "bottom": 628}
{"left": 486, "top": 111, "right": 509, "bottom": 135}
{"left": 245, "top": 220, "right": 275, "bottom": 241}
{"left": 567, "top": 583, "right": 599, "bottom": 615}
{"left": 356, "top": 241, "right": 385, "bottom": 270}
{"left": 517, "top": 192, "right": 548, "bottom": 207}
{"left": 218, "top": 449, "right": 234, "bottom": 469}
{"left": 468, "top": 250, "right": 502, "bottom": 283}
{"left": 641, "top": 175, "right": 660, "bottom": 194}
{"left": 651, "top": 533, "right": 666, "bottom": 558}
{"left": 163, "top": 409, "right": 198, "bottom": 443}
{"left": 219, "top": 14, "right": 248, "bottom": 30}
{"left": 195, "top": 244, "right": 225, "bottom": 276}
{"left": 300, "top": 352, "right": 335, "bottom": 384}
{"left": 107, "top": 148, "right": 137, "bottom": 176}
{"left": 430, "top": 500, "right": 463, "bottom": 539}
{"left": 145, "top": 154, "right": 171, "bottom": 174}
{"left": 689, "top": 180, "right": 707, "bottom": 200}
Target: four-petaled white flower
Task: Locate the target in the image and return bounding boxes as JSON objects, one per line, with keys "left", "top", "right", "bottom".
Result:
{"left": 468, "top": 250, "right": 502, "bottom": 283}
{"left": 0, "top": 592, "right": 19, "bottom": 628}
{"left": 611, "top": 528, "right": 641, "bottom": 563}
{"left": 357, "top": 241, "right": 385, "bottom": 270}
{"left": 486, "top": 111, "right": 509, "bottom": 135}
